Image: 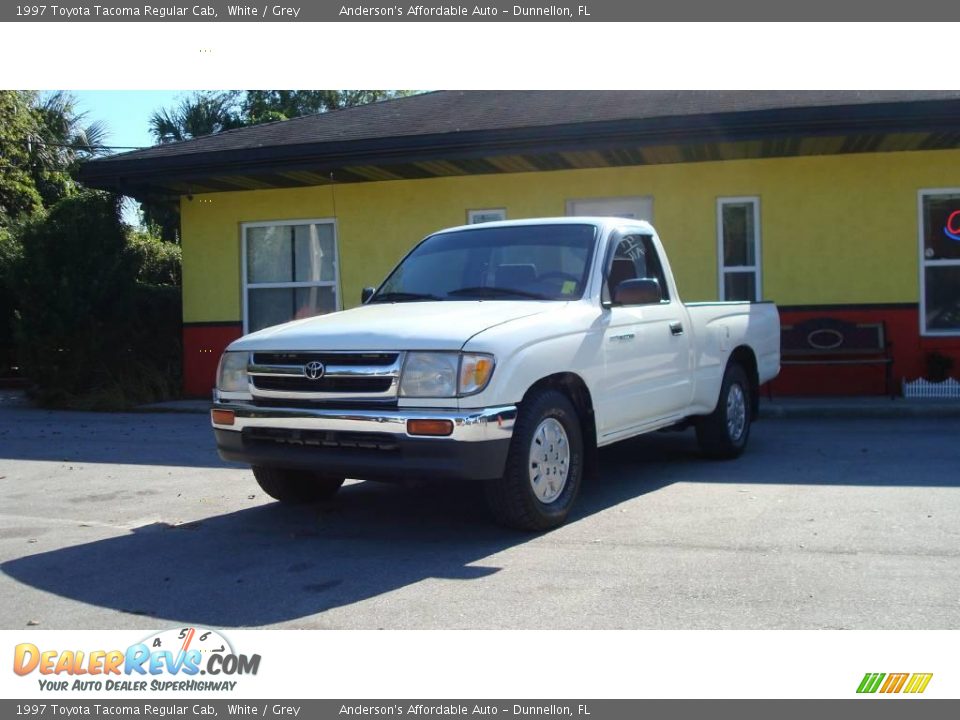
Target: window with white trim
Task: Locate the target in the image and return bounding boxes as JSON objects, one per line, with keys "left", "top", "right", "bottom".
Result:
{"left": 242, "top": 219, "right": 339, "bottom": 332}
{"left": 467, "top": 208, "right": 506, "bottom": 224}
{"left": 717, "top": 197, "right": 762, "bottom": 301}
{"left": 919, "top": 189, "right": 960, "bottom": 335}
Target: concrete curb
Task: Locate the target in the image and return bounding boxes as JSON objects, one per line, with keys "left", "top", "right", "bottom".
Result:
{"left": 758, "top": 400, "right": 960, "bottom": 419}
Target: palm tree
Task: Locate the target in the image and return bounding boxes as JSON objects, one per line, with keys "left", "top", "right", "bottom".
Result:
{"left": 27, "top": 91, "right": 111, "bottom": 207}
{"left": 149, "top": 91, "right": 244, "bottom": 144}
{"left": 34, "top": 91, "right": 110, "bottom": 161}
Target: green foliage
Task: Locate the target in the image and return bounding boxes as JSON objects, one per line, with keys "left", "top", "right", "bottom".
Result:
{"left": 138, "top": 196, "right": 181, "bottom": 243}
{"left": 149, "top": 90, "right": 245, "bottom": 144}
{"left": 0, "top": 224, "right": 23, "bottom": 375}
{"left": 13, "top": 191, "right": 182, "bottom": 408}
{"left": 149, "top": 90, "right": 417, "bottom": 143}
{"left": 127, "top": 229, "right": 182, "bottom": 286}
{"left": 242, "top": 90, "right": 412, "bottom": 124}
{"left": 0, "top": 91, "right": 44, "bottom": 220}
{"left": 0, "top": 90, "right": 110, "bottom": 222}
{"left": 30, "top": 91, "right": 110, "bottom": 208}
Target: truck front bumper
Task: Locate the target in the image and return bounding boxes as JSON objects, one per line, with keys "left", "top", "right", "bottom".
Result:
{"left": 211, "top": 402, "right": 517, "bottom": 482}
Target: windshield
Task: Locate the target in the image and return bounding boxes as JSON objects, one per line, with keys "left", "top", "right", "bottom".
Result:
{"left": 372, "top": 224, "right": 597, "bottom": 303}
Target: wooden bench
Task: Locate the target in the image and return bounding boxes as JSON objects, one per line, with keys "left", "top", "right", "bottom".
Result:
{"left": 771, "top": 317, "right": 895, "bottom": 398}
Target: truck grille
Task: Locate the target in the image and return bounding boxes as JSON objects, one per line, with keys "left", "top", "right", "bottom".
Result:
{"left": 252, "top": 352, "right": 398, "bottom": 367}
{"left": 252, "top": 376, "right": 393, "bottom": 393}
{"left": 246, "top": 351, "right": 403, "bottom": 402}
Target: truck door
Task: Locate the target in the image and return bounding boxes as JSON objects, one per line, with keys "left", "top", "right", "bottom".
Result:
{"left": 598, "top": 233, "right": 692, "bottom": 435}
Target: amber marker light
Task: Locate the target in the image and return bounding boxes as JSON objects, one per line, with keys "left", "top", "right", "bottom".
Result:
{"left": 407, "top": 419, "right": 454, "bottom": 436}
{"left": 459, "top": 353, "right": 495, "bottom": 395}
{"left": 211, "top": 409, "right": 236, "bottom": 426}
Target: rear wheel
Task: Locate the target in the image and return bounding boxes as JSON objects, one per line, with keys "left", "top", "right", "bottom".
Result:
{"left": 484, "top": 389, "right": 584, "bottom": 531}
{"left": 252, "top": 466, "right": 345, "bottom": 503}
{"left": 696, "top": 362, "right": 751, "bottom": 459}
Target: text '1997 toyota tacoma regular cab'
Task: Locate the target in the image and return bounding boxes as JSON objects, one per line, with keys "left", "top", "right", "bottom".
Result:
{"left": 212, "top": 218, "right": 780, "bottom": 530}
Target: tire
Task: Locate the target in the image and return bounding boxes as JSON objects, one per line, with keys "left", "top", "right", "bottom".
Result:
{"left": 252, "top": 466, "right": 345, "bottom": 503}
{"left": 484, "top": 389, "right": 584, "bottom": 531}
{"left": 696, "top": 362, "right": 752, "bottom": 459}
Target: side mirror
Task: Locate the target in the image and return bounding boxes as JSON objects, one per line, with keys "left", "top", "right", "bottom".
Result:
{"left": 361, "top": 287, "right": 376, "bottom": 304}
{"left": 613, "top": 278, "right": 662, "bottom": 305}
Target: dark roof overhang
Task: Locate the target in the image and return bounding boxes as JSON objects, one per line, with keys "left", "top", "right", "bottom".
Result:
{"left": 80, "top": 96, "right": 960, "bottom": 198}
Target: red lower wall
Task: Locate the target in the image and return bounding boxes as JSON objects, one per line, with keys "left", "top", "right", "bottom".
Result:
{"left": 181, "top": 308, "right": 960, "bottom": 398}
{"left": 768, "top": 305, "right": 960, "bottom": 396}
{"left": 183, "top": 323, "right": 243, "bottom": 398}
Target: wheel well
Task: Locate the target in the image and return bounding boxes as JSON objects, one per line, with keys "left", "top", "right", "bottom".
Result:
{"left": 522, "top": 372, "right": 598, "bottom": 476}
{"left": 729, "top": 345, "right": 760, "bottom": 419}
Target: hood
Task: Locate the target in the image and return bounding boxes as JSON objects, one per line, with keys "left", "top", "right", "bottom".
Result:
{"left": 229, "top": 300, "right": 556, "bottom": 351}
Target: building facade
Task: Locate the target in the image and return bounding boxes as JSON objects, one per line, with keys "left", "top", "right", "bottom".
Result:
{"left": 81, "top": 91, "right": 960, "bottom": 398}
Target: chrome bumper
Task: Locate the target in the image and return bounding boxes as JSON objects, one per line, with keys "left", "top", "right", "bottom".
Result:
{"left": 211, "top": 401, "right": 517, "bottom": 443}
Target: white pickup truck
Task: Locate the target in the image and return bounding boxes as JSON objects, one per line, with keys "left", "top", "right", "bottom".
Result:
{"left": 212, "top": 218, "right": 780, "bottom": 530}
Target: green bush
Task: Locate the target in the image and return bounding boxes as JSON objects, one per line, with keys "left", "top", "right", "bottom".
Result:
{"left": 14, "top": 191, "right": 182, "bottom": 409}
{"left": 127, "top": 229, "right": 182, "bottom": 286}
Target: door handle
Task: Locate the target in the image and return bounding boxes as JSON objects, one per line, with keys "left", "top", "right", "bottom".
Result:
{"left": 669, "top": 322, "right": 684, "bottom": 336}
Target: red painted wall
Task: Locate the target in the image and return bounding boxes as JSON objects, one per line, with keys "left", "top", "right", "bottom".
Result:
{"left": 183, "top": 323, "right": 243, "bottom": 398}
{"left": 768, "top": 306, "right": 960, "bottom": 396}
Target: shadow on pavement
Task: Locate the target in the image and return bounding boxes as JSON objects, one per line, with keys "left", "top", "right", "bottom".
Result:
{"left": 3, "top": 415, "right": 959, "bottom": 626}
{"left": 0, "top": 437, "right": 685, "bottom": 627}
{"left": 0, "top": 405, "right": 232, "bottom": 469}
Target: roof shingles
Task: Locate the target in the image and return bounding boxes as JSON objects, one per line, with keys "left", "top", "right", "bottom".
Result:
{"left": 80, "top": 90, "right": 960, "bottom": 195}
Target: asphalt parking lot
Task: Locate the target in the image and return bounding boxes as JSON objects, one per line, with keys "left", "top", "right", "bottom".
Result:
{"left": 1, "top": 392, "right": 958, "bottom": 630}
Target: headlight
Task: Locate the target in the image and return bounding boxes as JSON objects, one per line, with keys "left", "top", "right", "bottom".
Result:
{"left": 216, "top": 351, "right": 250, "bottom": 393}
{"left": 399, "top": 352, "right": 495, "bottom": 398}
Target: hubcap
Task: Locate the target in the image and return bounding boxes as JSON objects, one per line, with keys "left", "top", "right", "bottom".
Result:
{"left": 726, "top": 383, "right": 747, "bottom": 442}
{"left": 528, "top": 417, "right": 570, "bottom": 504}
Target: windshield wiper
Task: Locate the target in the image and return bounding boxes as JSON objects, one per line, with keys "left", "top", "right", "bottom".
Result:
{"left": 369, "top": 291, "right": 442, "bottom": 303}
{"left": 447, "top": 286, "right": 550, "bottom": 300}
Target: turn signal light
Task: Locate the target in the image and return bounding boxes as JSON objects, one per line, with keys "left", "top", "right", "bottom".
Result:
{"left": 211, "top": 409, "right": 236, "bottom": 426}
{"left": 407, "top": 419, "right": 454, "bottom": 437}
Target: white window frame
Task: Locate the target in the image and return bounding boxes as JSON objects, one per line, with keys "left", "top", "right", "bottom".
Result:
{"left": 565, "top": 195, "right": 654, "bottom": 222}
{"left": 717, "top": 196, "right": 762, "bottom": 302}
{"left": 240, "top": 217, "right": 341, "bottom": 333}
{"left": 918, "top": 188, "right": 960, "bottom": 337}
{"left": 467, "top": 208, "right": 506, "bottom": 224}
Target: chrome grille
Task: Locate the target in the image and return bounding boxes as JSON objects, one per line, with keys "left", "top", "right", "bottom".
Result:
{"left": 247, "top": 351, "right": 403, "bottom": 402}
{"left": 252, "top": 376, "right": 393, "bottom": 393}
{"left": 252, "top": 352, "right": 398, "bottom": 367}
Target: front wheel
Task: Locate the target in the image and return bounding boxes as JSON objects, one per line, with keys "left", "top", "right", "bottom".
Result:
{"left": 484, "top": 389, "right": 584, "bottom": 531}
{"left": 252, "top": 466, "right": 345, "bottom": 503}
{"left": 696, "top": 362, "right": 752, "bottom": 459}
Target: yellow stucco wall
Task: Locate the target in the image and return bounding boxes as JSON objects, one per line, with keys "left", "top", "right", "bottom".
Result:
{"left": 180, "top": 148, "right": 960, "bottom": 323}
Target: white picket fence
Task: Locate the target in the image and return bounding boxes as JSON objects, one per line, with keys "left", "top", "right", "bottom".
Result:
{"left": 902, "top": 377, "right": 960, "bottom": 399}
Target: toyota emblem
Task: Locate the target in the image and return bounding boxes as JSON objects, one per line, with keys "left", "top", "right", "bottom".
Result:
{"left": 304, "top": 361, "right": 325, "bottom": 380}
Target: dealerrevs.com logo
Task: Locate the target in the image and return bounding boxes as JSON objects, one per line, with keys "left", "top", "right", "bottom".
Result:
{"left": 13, "top": 627, "right": 261, "bottom": 692}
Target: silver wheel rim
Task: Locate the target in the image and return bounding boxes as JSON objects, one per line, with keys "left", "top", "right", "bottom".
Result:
{"left": 726, "top": 383, "right": 747, "bottom": 442}
{"left": 528, "top": 417, "right": 570, "bottom": 504}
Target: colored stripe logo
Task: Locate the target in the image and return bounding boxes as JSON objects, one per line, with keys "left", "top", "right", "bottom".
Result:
{"left": 857, "top": 672, "right": 933, "bottom": 694}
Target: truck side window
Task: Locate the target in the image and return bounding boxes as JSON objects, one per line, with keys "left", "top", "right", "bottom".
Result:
{"left": 607, "top": 234, "right": 670, "bottom": 302}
